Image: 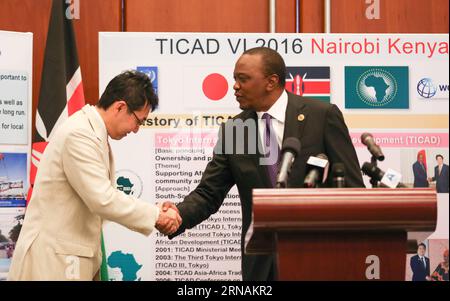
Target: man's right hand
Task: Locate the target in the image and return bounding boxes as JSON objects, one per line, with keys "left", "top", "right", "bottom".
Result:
{"left": 160, "top": 201, "right": 179, "bottom": 214}
{"left": 155, "top": 203, "right": 182, "bottom": 235}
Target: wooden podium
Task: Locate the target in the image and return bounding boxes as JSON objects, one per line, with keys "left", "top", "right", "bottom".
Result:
{"left": 245, "top": 188, "right": 437, "bottom": 280}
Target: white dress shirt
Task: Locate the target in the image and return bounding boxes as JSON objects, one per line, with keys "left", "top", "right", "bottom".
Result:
{"left": 256, "top": 90, "right": 288, "bottom": 154}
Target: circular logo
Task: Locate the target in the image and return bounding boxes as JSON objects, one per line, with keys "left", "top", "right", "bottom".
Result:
{"left": 417, "top": 78, "right": 437, "bottom": 98}
{"left": 202, "top": 73, "right": 228, "bottom": 101}
{"left": 356, "top": 69, "right": 397, "bottom": 107}
{"left": 115, "top": 169, "right": 143, "bottom": 198}
{"left": 147, "top": 70, "right": 157, "bottom": 83}
{"left": 140, "top": 69, "right": 156, "bottom": 83}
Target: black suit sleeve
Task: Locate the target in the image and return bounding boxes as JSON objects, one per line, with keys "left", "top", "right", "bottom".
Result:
{"left": 410, "top": 256, "right": 416, "bottom": 271}
{"left": 445, "top": 166, "right": 449, "bottom": 192}
{"left": 171, "top": 125, "right": 235, "bottom": 237}
{"left": 431, "top": 166, "right": 436, "bottom": 182}
{"left": 323, "top": 104, "right": 365, "bottom": 188}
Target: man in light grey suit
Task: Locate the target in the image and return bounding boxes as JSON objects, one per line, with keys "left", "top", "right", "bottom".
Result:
{"left": 8, "top": 71, "right": 181, "bottom": 281}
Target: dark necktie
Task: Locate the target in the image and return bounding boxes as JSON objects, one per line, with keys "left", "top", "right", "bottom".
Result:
{"left": 262, "top": 113, "right": 280, "bottom": 187}
{"left": 419, "top": 257, "right": 426, "bottom": 269}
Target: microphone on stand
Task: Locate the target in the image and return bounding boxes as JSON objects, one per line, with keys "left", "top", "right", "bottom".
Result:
{"left": 303, "top": 154, "right": 329, "bottom": 188}
{"left": 332, "top": 163, "right": 345, "bottom": 188}
{"left": 361, "top": 162, "right": 407, "bottom": 188}
{"left": 361, "top": 133, "right": 385, "bottom": 161}
{"left": 275, "top": 137, "right": 302, "bottom": 188}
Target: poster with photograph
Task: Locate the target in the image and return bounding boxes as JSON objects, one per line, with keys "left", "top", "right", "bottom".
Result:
{"left": 400, "top": 148, "right": 449, "bottom": 193}
{"left": 0, "top": 207, "right": 25, "bottom": 280}
{"left": 428, "top": 239, "right": 449, "bottom": 281}
{"left": 0, "top": 152, "right": 27, "bottom": 207}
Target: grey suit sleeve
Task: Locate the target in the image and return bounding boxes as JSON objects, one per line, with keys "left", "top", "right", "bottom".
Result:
{"left": 171, "top": 125, "right": 235, "bottom": 237}
{"left": 324, "top": 104, "right": 365, "bottom": 187}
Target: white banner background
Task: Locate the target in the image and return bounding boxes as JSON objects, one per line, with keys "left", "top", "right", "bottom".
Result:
{"left": 100, "top": 33, "right": 449, "bottom": 281}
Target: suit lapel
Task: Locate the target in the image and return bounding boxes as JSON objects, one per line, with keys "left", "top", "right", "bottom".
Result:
{"left": 282, "top": 93, "right": 307, "bottom": 145}
{"left": 107, "top": 142, "right": 116, "bottom": 186}
{"left": 82, "top": 105, "right": 113, "bottom": 181}
{"left": 238, "top": 111, "right": 272, "bottom": 188}
{"left": 283, "top": 93, "right": 308, "bottom": 188}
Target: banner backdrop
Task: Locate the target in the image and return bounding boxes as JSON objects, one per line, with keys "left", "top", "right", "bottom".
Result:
{"left": 0, "top": 30, "right": 32, "bottom": 280}
{"left": 99, "top": 33, "right": 449, "bottom": 281}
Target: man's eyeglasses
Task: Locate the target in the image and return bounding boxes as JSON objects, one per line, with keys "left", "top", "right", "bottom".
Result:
{"left": 124, "top": 101, "right": 146, "bottom": 126}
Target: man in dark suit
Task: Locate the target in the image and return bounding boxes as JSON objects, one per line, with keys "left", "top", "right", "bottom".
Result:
{"left": 412, "top": 153, "right": 429, "bottom": 187}
{"left": 429, "top": 154, "right": 449, "bottom": 193}
{"left": 410, "top": 243, "right": 431, "bottom": 281}
{"left": 161, "top": 47, "right": 364, "bottom": 281}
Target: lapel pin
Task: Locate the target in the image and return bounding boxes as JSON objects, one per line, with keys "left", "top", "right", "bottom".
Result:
{"left": 297, "top": 114, "right": 305, "bottom": 121}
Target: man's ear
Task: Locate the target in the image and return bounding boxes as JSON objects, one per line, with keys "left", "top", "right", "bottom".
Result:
{"left": 266, "top": 74, "right": 280, "bottom": 91}
{"left": 112, "top": 100, "right": 126, "bottom": 113}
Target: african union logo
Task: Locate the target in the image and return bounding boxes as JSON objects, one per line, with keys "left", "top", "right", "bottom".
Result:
{"left": 356, "top": 69, "right": 397, "bottom": 106}
{"left": 345, "top": 66, "right": 409, "bottom": 109}
{"left": 115, "top": 169, "right": 143, "bottom": 198}
{"left": 417, "top": 78, "right": 437, "bottom": 98}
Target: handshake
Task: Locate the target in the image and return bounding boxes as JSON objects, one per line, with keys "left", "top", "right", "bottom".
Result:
{"left": 155, "top": 201, "right": 182, "bottom": 236}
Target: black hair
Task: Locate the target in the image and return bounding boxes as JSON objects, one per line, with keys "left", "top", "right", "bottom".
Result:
{"left": 97, "top": 70, "right": 158, "bottom": 112}
{"left": 418, "top": 243, "right": 427, "bottom": 249}
{"left": 436, "top": 154, "right": 444, "bottom": 160}
{"left": 242, "top": 47, "right": 286, "bottom": 87}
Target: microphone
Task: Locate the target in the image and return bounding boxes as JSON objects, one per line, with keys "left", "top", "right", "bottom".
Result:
{"left": 303, "top": 154, "right": 329, "bottom": 188}
{"left": 275, "top": 137, "right": 302, "bottom": 188}
{"left": 361, "top": 162, "right": 407, "bottom": 188}
{"left": 361, "top": 133, "right": 385, "bottom": 161}
{"left": 332, "top": 163, "right": 345, "bottom": 188}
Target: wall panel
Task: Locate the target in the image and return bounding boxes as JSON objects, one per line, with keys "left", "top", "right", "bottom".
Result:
{"left": 0, "top": 0, "right": 52, "bottom": 133}
{"left": 125, "top": 0, "right": 270, "bottom": 32}
{"left": 331, "top": 0, "right": 449, "bottom": 33}
{"left": 73, "top": 0, "right": 121, "bottom": 104}
{"left": 276, "top": 0, "right": 297, "bottom": 32}
{"left": 300, "top": 0, "right": 325, "bottom": 33}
